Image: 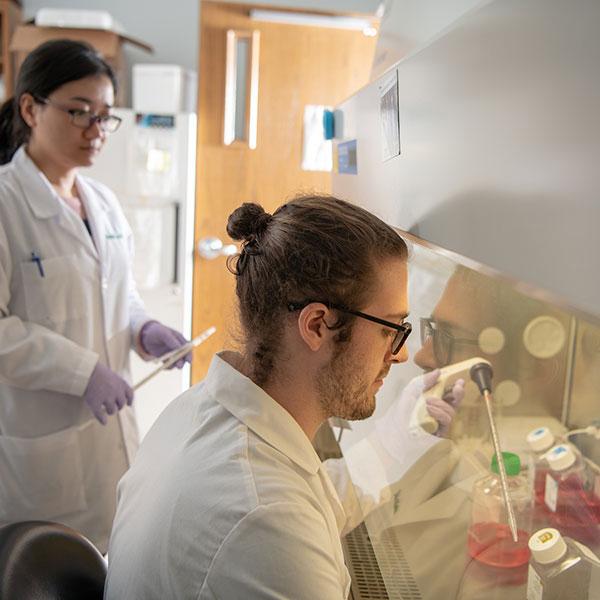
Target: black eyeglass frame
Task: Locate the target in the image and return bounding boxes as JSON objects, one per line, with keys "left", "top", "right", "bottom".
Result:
{"left": 288, "top": 301, "right": 412, "bottom": 355}
{"left": 419, "top": 317, "right": 479, "bottom": 366}
{"left": 34, "top": 96, "right": 122, "bottom": 133}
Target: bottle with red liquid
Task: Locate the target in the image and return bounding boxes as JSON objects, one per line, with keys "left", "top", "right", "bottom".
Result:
{"left": 544, "top": 443, "right": 600, "bottom": 549}
{"left": 526, "top": 427, "right": 557, "bottom": 506}
{"left": 468, "top": 452, "right": 533, "bottom": 569}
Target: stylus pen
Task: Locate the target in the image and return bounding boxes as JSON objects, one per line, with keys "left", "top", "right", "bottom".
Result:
{"left": 134, "top": 326, "right": 217, "bottom": 391}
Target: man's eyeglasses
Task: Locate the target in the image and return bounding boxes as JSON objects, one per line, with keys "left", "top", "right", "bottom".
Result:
{"left": 420, "top": 317, "right": 479, "bottom": 366}
{"left": 34, "top": 96, "right": 122, "bottom": 133}
{"left": 288, "top": 301, "right": 412, "bottom": 355}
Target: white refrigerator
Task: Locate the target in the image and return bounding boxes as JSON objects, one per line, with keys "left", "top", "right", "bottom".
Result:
{"left": 86, "top": 108, "right": 197, "bottom": 438}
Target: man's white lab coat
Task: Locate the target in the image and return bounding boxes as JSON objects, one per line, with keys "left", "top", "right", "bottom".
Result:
{"left": 105, "top": 352, "right": 372, "bottom": 599}
{"left": 0, "top": 146, "right": 148, "bottom": 551}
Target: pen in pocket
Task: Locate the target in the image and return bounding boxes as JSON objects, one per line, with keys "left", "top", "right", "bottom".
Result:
{"left": 30, "top": 252, "right": 45, "bottom": 277}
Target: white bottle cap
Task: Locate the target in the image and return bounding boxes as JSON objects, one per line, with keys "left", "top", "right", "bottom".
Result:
{"left": 529, "top": 528, "right": 568, "bottom": 564}
{"left": 526, "top": 426, "right": 555, "bottom": 453}
{"left": 546, "top": 444, "right": 576, "bottom": 471}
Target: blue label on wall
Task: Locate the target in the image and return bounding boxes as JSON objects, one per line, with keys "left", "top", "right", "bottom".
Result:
{"left": 338, "top": 140, "right": 357, "bottom": 175}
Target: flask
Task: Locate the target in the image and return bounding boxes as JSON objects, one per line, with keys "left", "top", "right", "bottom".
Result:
{"left": 468, "top": 451, "right": 533, "bottom": 567}
{"left": 527, "top": 527, "right": 600, "bottom": 600}
{"left": 544, "top": 444, "right": 600, "bottom": 547}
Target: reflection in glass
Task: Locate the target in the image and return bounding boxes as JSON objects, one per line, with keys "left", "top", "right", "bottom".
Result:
{"left": 323, "top": 236, "right": 600, "bottom": 599}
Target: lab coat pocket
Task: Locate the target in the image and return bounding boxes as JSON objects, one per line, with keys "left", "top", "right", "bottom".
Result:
{"left": 0, "top": 423, "right": 87, "bottom": 521}
{"left": 20, "top": 254, "right": 90, "bottom": 327}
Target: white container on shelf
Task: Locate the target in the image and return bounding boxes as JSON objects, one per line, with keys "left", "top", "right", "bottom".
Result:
{"left": 34, "top": 8, "right": 122, "bottom": 31}
{"left": 133, "top": 64, "right": 197, "bottom": 114}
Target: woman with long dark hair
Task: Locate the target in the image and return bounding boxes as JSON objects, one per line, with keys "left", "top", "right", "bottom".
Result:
{"left": 0, "top": 40, "right": 190, "bottom": 551}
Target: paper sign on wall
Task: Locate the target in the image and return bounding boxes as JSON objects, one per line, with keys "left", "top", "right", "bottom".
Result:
{"left": 301, "top": 104, "right": 333, "bottom": 172}
{"left": 379, "top": 69, "right": 401, "bottom": 161}
{"left": 337, "top": 140, "right": 358, "bottom": 175}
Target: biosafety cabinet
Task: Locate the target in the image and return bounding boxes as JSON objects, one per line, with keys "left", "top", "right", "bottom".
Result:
{"left": 326, "top": 0, "right": 600, "bottom": 598}
{"left": 320, "top": 233, "right": 600, "bottom": 600}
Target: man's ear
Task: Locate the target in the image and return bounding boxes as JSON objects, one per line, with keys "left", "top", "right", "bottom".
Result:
{"left": 297, "top": 303, "right": 334, "bottom": 352}
{"left": 19, "top": 93, "right": 38, "bottom": 129}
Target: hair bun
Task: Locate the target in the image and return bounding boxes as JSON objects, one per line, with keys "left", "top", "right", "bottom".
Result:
{"left": 227, "top": 202, "right": 273, "bottom": 241}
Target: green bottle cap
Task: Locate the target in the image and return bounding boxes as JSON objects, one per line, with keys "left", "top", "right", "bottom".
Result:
{"left": 491, "top": 452, "right": 521, "bottom": 476}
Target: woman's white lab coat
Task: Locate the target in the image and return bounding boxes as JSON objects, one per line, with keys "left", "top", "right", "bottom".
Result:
{"left": 0, "top": 146, "right": 149, "bottom": 552}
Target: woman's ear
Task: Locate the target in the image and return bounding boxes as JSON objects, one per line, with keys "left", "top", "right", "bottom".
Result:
{"left": 19, "top": 93, "right": 38, "bottom": 129}
{"left": 297, "top": 303, "right": 334, "bottom": 352}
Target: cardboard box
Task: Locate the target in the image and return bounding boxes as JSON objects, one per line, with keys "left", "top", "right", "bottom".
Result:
{"left": 10, "top": 24, "right": 153, "bottom": 106}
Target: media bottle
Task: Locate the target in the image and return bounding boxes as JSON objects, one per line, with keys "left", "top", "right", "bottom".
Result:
{"left": 526, "top": 527, "right": 600, "bottom": 600}
{"left": 526, "top": 427, "right": 556, "bottom": 505}
{"left": 468, "top": 451, "right": 533, "bottom": 568}
{"left": 544, "top": 444, "right": 600, "bottom": 547}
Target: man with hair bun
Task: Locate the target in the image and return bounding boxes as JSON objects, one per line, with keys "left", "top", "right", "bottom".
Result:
{"left": 106, "top": 195, "right": 461, "bottom": 599}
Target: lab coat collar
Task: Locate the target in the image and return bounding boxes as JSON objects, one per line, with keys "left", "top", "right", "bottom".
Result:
{"left": 13, "top": 146, "right": 63, "bottom": 219}
{"left": 13, "top": 146, "right": 105, "bottom": 260}
{"left": 205, "top": 352, "right": 322, "bottom": 476}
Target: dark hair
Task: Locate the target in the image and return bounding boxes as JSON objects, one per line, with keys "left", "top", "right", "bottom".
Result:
{"left": 0, "top": 39, "right": 117, "bottom": 164}
{"left": 227, "top": 194, "right": 408, "bottom": 385}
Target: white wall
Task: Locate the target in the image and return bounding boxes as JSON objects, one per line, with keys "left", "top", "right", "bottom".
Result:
{"left": 22, "top": 0, "right": 200, "bottom": 104}
{"left": 372, "top": 0, "right": 484, "bottom": 78}
{"left": 24, "top": 0, "right": 485, "bottom": 87}
{"left": 223, "top": 0, "right": 379, "bottom": 12}
{"left": 21, "top": 1, "right": 383, "bottom": 104}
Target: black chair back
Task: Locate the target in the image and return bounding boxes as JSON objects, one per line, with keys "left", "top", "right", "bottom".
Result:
{"left": 0, "top": 521, "right": 106, "bottom": 600}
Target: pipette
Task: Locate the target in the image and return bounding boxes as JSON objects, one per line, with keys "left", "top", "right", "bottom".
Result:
{"left": 470, "top": 361, "right": 519, "bottom": 543}
{"left": 133, "top": 326, "right": 217, "bottom": 391}
{"left": 411, "top": 356, "right": 493, "bottom": 434}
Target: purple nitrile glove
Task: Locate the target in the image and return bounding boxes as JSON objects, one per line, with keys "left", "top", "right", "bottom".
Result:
{"left": 139, "top": 320, "right": 191, "bottom": 368}
{"left": 425, "top": 374, "right": 466, "bottom": 438}
{"left": 83, "top": 362, "right": 133, "bottom": 425}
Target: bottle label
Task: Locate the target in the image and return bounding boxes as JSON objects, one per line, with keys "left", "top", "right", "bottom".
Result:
{"left": 545, "top": 473, "right": 558, "bottom": 512}
{"left": 527, "top": 564, "right": 543, "bottom": 600}
{"left": 527, "top": 453, "right": 536, "bottom": 491}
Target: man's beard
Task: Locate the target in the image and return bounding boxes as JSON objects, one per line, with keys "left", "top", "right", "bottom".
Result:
{"left": 316, "top": 345, "right": 376, "bottom": 421}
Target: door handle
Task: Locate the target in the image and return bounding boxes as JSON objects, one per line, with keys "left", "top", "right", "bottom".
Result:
{"left": 197, "top": 237, "right": 238, "bottom": 260}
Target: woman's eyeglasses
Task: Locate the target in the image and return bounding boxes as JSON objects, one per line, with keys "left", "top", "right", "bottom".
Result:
{"left": 288, "top": 301, "right": 412, "bottom": 355}
{"left": 35, "top": 96, "right": 122, "bottom": 133}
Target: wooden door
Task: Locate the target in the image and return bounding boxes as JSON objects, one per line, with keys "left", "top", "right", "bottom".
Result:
{"left": 1, "top": 0, "right": 22, "bottom": 97}
{"left": 191, "top": 1, "right": 377, "bottom": 382}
